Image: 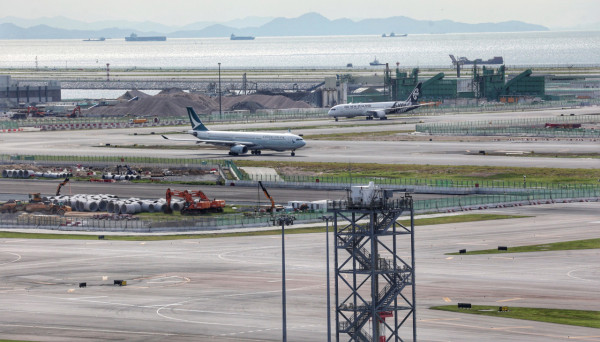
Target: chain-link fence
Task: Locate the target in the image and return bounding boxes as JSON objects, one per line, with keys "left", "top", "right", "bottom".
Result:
{"left": 416, "top": 114, "right": 600, "bottom": 137}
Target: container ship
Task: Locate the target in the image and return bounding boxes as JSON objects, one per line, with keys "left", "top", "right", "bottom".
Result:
{"left": 230, "top": 34, "right": 255, "bottom": 40}
{"left": 125, "top": 33, "right": 166, "bottom": 41}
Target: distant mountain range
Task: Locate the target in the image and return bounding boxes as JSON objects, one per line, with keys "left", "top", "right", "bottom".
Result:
{"left": 0, "top": 12, "right": 550, "bottom": 39}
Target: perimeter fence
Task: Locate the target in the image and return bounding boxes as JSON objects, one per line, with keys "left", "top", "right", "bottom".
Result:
{"left": 416, "top": 114, "right": 600, "bottom": 137}
{"left": 0, "top": 154, "right": 235, "bottom": 171}
{"left": 0, "top": 121, "right": 19, "bottom": 130}
{"left": 1, "top": 193, "right": 597, "bottom": 232}
{"left": 232, "top": 171, "right": 600, "bottom": 193}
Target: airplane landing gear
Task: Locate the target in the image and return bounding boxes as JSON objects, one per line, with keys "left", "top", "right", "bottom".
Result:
{"left": 334, "top": 117, "right": 339, "bottom": 122}
{"left": 291, "top": 151, "right": 296, "bottom": 156}
{"left": 251, "top": 150, "right": 262, "bottom": 155}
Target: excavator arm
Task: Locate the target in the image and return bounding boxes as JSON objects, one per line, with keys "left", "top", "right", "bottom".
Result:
{"left": 56, "top": 178, "right": 70, "bottom": 196}
{"left": 258, "top": 181, "right": 275, "bottom": 213}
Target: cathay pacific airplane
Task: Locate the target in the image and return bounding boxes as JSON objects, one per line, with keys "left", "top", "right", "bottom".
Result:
{"left": 327, "top": 82, "right": 433, "bottom": 121}
{"left": 162, "top": 107, "right": 306, "bottom": 156}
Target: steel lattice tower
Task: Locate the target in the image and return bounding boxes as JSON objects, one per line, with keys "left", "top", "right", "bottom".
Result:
{"left": 330, "top": 192, "right": 415, "bottom": 342}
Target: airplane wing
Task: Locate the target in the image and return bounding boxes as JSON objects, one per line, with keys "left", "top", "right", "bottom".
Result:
{"left": 161, "top": 135, "right": 256, "bottom": 147}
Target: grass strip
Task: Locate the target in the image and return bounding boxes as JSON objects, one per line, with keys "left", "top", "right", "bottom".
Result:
{"left": 305, "top": 130, "right": 414, "bottom": 140}
{"left": 234, "top": 160, "right": 600, "bottom": 184}
{"left": 431, "top": 305, "right": 600, "bottom": 329}
{"left": 447, "top": 238, "right": 600, "bottom": 255}
{"left": 0, "top": 214, "right": 524, "bottom": 241}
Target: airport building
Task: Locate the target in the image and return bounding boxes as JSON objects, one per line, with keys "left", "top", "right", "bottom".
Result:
{"left": 347, "top": 65, "right": 546, "bottom": 103}
{"left": 0, "top": 75, "right": 61, "bottom": 109}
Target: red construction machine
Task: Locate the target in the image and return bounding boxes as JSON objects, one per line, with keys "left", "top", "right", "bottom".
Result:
{"left": 164, "top": 188, "right": 225, "bottom": 215}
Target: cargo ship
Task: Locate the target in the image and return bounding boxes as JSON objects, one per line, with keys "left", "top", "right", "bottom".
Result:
{"left": 230, "top": 34, "right": 255, "bottom": 40}
{"left": 369, "top": 56, "right": 385, "bottom": 66}
{"left": 382, "top": 32, "right": 407, "bottom": 37}
{"left": 83, "top": 37, "right": 105, "bottom": 41}
{"left": 125, "top": 33, "right": 166, "bottom": 41}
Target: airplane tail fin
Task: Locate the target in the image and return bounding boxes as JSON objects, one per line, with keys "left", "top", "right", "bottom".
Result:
{"left": 407, "top": 83, "right": 422, "bottom": 105}
{"left": 186, "top": 107, "right": 209, "bottom": 131}
{"left": 449, "top": 54, "right": 457, "bottom": 64}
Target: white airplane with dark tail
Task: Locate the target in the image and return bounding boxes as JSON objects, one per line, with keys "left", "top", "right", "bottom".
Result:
{"left": 162, "top": 107, "right": 306, "bottom": 156}
{"left": 327, "top": 82, "right": 433, "bottom": 121}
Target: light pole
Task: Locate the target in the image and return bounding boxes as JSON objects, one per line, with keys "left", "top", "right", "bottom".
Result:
{"left": 272, "top": 215, "right": 294, "bottom": 342}
{"left": 321, "top": 215, "right": 333, "bottom": 342}
{"left": 218, "top": 62, "right": 222, "bottom": 120}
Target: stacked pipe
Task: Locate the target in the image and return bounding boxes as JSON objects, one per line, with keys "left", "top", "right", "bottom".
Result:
{"left": 46, "top": 194, "right": 178, "bottom": 214}
{"left": 101, "top": 173, "right": 141, "bottom": 181}
{"left": 1, "top": 169, "right": 72, "bottom": 179}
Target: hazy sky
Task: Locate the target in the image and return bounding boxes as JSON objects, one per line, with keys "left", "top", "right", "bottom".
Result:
{"left": 2, "top": 0, "right": 598, "bottom": 28}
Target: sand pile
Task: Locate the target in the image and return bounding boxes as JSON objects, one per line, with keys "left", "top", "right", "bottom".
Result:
{"left": 86, "top": 89, "right": 313, "bottom": 117}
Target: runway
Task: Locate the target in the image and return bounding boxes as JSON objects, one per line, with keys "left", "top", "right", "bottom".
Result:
{"left": 0, "top": 202, "right": 599, "bottom": 341}
{"left": 1, "top": 108, "right": 599, "bottom": 169}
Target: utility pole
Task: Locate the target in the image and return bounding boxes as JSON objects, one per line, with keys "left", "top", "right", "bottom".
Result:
{"left": 218, "top": 62, "right": 222, "bottom": 120}
{"left": 321, "top": 215, "right": 333, "bottom": 342}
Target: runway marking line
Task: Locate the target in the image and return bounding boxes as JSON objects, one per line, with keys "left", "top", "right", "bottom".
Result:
{"left": 491, "top": 325, "right": 534, "bottom": 331}
{"left": 0, "top": 251, "right": 21, "bottom": 265}
{"left": 455, "top": 242, "right": 489, "bottom": 246}
{"left": 419, "top": 318, "right": 460, "bottom": 323}
{"left": 496, "top": 297, "right": 523, "bottom": 303}
{"left": 443, "top": 297, "right": 452, "bottom": 303}
{"left": 0, "top": 323, "right": 183, "bottom": 337}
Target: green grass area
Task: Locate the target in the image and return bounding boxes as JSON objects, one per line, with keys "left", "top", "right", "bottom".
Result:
{"left": 234, "top": 160, "right": 600, "bottom": 184}
{"left": 431, "top": 305, "right": 600, "bottom": 329}
{"left": 448, "top": 238, "right": 600, "bottom": 255}
{"left": 0, "top": 214, "right": 523, "bottom": 241}
{"left": 497, "top": 152, "right": 600, "bottom": 159}
{"left": 305, "top": 130, "right": 415, "bottom": 140}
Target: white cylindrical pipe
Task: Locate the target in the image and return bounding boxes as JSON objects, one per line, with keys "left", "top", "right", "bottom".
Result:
{"left": 112, "top": 201, "right": 122, "bottom": 214}
{"left": 76, "top": 200, "right": 85, "bottom": 212}
{"left": 84, "top": 201, "right": 99, "bottom": 212}
{"left": 171, "top": 201, "right": 183, "bottom": 211}
{"left": 2, "top": 169, "right": 9, "bottom": 178}
{"left": 98, "top": 200, "right": 107, "bottom": 211}
{"left": 141, "top": 201, "right": 152, "bottom": 212}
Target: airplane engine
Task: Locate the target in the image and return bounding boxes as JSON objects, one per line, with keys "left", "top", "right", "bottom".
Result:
{"left": 373, "top": 110, "right": 387, "bottom": 119}
{"left": 229, "top": 144, "right": 248, "bottom": 155}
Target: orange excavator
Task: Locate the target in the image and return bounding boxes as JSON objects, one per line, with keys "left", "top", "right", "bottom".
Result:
{"left": 164, "top": 188, "right": 225, "bottom": 215}
{"left": 56, "top": 178, "right": 70, "bottom": 196}
{"left": 258, "top": 181, "right": 275, "bottom": 214}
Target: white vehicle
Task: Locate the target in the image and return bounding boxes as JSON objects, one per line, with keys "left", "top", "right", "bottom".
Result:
{"left": 328, "top": 82, "right": 432, "bottom": 121}
{"left": 162, "top": 107, "right": 306, "bottom": 156}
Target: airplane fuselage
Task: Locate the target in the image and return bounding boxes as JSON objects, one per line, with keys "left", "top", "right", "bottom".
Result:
{"left": 328, "top": 102, "right": 397, "bottom": 119}
{"left": 188, "top": 129, "right": 305, "bottom": 152}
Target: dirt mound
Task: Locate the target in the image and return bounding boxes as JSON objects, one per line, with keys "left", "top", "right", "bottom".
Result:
{"left": 118, "top": 90, "right": 152, "bottom": 101}
{"left": 222, "top": 94, "right": 312, "bottom": 111}
{"left": 86, "top": 90, "right": 313, "bottom": 117}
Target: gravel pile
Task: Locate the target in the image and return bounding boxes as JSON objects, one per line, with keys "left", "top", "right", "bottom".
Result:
{"left": 86, "top": 89, "right": 313, "bottom": 117}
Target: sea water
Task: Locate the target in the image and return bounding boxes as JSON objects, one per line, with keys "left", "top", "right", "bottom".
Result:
{"left": 1, "top": 31, "right": 599, "bottom": 69}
